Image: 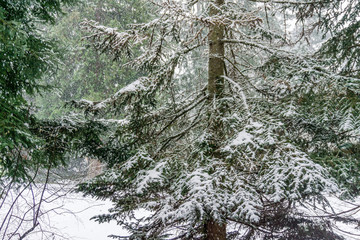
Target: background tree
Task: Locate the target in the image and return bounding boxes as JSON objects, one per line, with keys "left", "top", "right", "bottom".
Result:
{"left": 36, "top": 0, "right": 150, "bottom": 119}
{"left": 30, "top": 0, "right": 152, "bottom": 180}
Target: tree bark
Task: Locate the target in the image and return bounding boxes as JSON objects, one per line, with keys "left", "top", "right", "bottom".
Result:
{"left": 208, "top": 0, "right": 226, "bottom": 141}
{"left": 206, "top": 0, "right": 226, "bottom": 239}
{"left": 205, "top": 219, "right": 227, "bottom": 240}
{"left": 208, "top": 0, "right": 225, "bottom": 99}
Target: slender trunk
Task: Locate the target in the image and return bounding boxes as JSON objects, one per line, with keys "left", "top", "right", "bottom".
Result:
{"left": 206, "top": 0, "right": 226, "bottom": 239}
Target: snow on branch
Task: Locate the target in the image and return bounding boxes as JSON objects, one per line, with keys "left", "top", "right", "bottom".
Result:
{"left": 222, "top": 119, "right": 338, "bottom": 202}
{"left": 80, "top": 20, "right": 146, "bottom": 60}
{"left": 150, "top": 0, "right": 263, "bottom": 28}
{"left": 259, "top": 143, "right": 338, "bottom": 201}
{"left": 69, "top": 77, "right": 152, "bottom": 114}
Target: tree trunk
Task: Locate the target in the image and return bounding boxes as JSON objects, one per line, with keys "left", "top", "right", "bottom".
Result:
{"left": 208, "top": 0, "right": 225, "bottom": 99}
{"left": 206, "top": 0, "right": 226, "bottom": 239}
{"left": 205, "top": 220, "right": 227, "bottom": 240}
{"left": 208, "top": 0, "right": 226, "bottom": 142}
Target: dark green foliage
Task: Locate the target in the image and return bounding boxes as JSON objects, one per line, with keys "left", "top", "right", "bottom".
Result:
{"left": 0, "top": 0, "right": 76, "bottom": 180}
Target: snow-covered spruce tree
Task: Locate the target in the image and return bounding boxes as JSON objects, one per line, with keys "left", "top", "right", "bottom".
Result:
{"left": 72, "top": 0, "right": 360, "bottom": 239}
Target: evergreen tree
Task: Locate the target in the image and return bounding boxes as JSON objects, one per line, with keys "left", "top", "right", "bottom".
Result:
{"left": 67, "top": 0, "right": 360, "bottom": 239}
{"left": 0, "top": 0, "right": 77, "bottom": 180}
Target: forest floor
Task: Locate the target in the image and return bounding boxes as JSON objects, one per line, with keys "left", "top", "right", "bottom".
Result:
{"left": 1, "top": 184, "right": 360, "bottom": 239}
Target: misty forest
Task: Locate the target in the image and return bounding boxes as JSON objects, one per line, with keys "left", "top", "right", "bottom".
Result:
{"left": 1, "top": 0, "right": 360, "bottom": 239}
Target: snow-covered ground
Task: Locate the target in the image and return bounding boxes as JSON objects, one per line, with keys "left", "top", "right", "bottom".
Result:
{"left": 36, "top": 195, "right": 123, "bottom": 240}
{"left": 0, "top": 183, "right": 123, "bottom": 240}
{"left": 1, "top": 183, "right": 360, "bottom": 239}
{"left": 325, "top": 197, "right": 360, "bottom": 240}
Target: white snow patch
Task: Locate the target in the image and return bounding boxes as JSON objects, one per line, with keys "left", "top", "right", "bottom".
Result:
{"left": 114, "top": 79, "right": 146, "bottom": 97}
{"left": 230, "top": 130, "right": 254, "bottom": 146}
